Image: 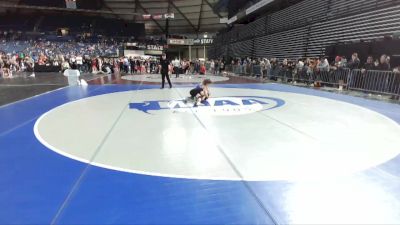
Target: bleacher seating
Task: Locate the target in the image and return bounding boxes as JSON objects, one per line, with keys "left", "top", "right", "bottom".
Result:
{"left": 209, "top": 0, "right": 400, "bottom": 60}
{"left": 268, "top": 0, "right": 328, "bottom": 33}
{"left": 328, "top": 0, "right": 394, "bottom": 19}
{"left": 237, "top": 16, "right": 267, "bottom": 40}
{"left": 0, "top": 39, "right": 119, "bottom": 57}
{"left": 307, "top": 4, "right": 400, "bottom": 57}
{"left": 230, "top": 39, "right": 253, "bottom": 58}
{"left": 0, "top": 41, "right": 30, "bottom": 54}
{"left": 255, "top": 27, "right": 308, "bottom": 59}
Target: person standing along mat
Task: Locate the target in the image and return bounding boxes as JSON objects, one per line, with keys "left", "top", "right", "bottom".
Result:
{"left": 173, "top": 58, "right": 181, "bottom": 78}
{"left": 160, "top": 53, "right": 172, "bottom": 89}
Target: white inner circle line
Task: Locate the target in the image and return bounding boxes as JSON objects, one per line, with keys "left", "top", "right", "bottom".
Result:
{"left": 34, "top": 88, "right": 400, "bottom": 181}
{"left": 48, "top": 81, "right": 148, "bottom": 225}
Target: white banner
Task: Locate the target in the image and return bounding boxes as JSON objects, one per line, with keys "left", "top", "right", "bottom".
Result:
{"left": 142, "top": 14, "right": 151, "bottom": 20}
{"left": 65, "top": 0, "right": 76, "bottom": 9}
{"left": 193, "top": 39, "right": 214, "bottom": 45}
{"left": 219, "top": 18, "right": 228, "bottom": 24}
{"left": 246, "top": 0, "right": 274, "bottom": 15}
{"left": 124, "top": 50, "right": 145, "bottom": 57}
{"left": 152, "top": 14, "right": 163, "bottom": 20}
{"left": 164, "top": 13, "right": 175, "bottom": 19}
{"left": 146, "top": 45, "right": 163, "bottom": 51}
{"left": 227, "top": 16, "right": 237, "bottom": 24}
{"left": 126, "top": 42, "right": 138, "bottom": 47}
{"left": 167, "top": 39, "right": 194, "bottom": 45}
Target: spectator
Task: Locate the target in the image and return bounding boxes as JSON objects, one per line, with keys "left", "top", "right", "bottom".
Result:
{"left": 137, "top": 58, "right": 142, "bottom": 74}
{"left": 340, "top": 56, "right": 348, "bottom": 68}
{"left": 347, "top": 53, "right": 360, "bottom": 70}
{"left": 62, "top": 60, "right": 70, "bottom": 72}
{"left": 92, "top": 58, "right": 98, "bottom": 73}
{"left": 374, "top": 59, "right": 380, "bottom": 68}
{"left": 76, "top": 55, "right": 83, "bottom": 72}
{"left": 219, "top": 60, "right": 225, "bottom": 75}
{"left": 210, "top": 60, "right": 215, "bottom": 75}
{"left": 317, "top": 57, "right": 330, "bottom": 72}
{"left": 243, "top": 59, "right": 248, "bottom": 74}
{"left": 63, "top": 63, "right": 81, "bottom": 86}
{"left": 332, "top": 56, "right": 341, "bottom": 70}
{"left": 394, "top": 66, "right": 400, "bottom": 74}
{"left": 214, "top": 60, "right": 219, "bottom": 75}
{"left": 376, "top": 54, "right": 390, "bottom": 71}
{"left": 296, "top": 59, "right": 304, "bottom": 70}
{"left": 129, "top": 57, "right": 135, "bottom": 74}
{"left": 265, "top": 58, "right": 271, "bottom": 78}
{"left": 183, "top": 60, "right": 190, "bottom": 75}
{"left": 386, "top": 56, "right": 391, "bottom": 69}
{"left": 123, "top": 57, "right": 129, "bottom": 73}
{"left": 259, "top": 59, "right": 266, "bottom": 78}
{"left": 200, "top": 63, "right": 206, "bottom": 75}
{"left": 69, "top": 55, "right": 76, "bottom": 67}
{"left": 172, "top": 58, "right": 181, "bottom": 78}
{"left": 391, "top": 66, "right": 400, "bottom": 100}
{"left": 295, "top": 59, "right": 305, "bottom": 80}
{"left": 363, "top": 56, "right": 375, "bottom": 70}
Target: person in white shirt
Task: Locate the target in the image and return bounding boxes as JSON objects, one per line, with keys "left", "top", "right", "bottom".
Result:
{"left": 173, "top": 58, "right": 181, "bottom": 78}
{"left": 76, "top": 55, "right": 83, "bottom": 72}
{"left": 98, "top": 57, "right": 103, "bottom": 73}
{"left": 259, "top": 59, "right": 266, "bottom": 78}
{"left": 62, "top": 60, "right": 70, "bottom": 72}
{"left": 210, "top": 60, "right": 215, "bottom": 74}
{"left": 317, "top": 57, "right": 330, "bottom": 72}
{"left": 69, "top": 55, "right": 76, "bottom": 67}
{"left": 123, "top": 57, "right": 129, "bottom": 73}
{"left": 64, "top": 64, "right": 81, "bottom": 86}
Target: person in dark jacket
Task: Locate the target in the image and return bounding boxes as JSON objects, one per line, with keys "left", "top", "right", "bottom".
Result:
{"left": 159, "top": 53, "right": 172, "bottom": 89}
{"left": 347, "top": 53, "right": 360, "bottom": 70}
{"left": 376, "top": 54, "right": 390, "bottom": 71}
{"left": 130, "top": 57, "right": 135, "bottom": 74}
{"left": 363, "top": 56, "right": 375, "bottom": 70}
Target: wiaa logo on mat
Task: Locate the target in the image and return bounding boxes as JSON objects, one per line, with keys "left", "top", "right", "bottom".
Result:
{"left": 129, "top": 96, "right": 285, "bottom": 115}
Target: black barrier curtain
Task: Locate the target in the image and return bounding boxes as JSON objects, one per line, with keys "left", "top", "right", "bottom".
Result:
{"left": 34, "top": 64, "right": 62, "bottom": 73}
{"left": 20, "top": 0, "right": 65, "bottom": 7}
{"left": 326, "top": 39, "right": 400, "bottom": 66}
{"left": 371, "top": 40, "right": 400, "bottom": 67}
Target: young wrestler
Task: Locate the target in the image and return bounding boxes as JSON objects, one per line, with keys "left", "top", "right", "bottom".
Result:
{"left": 186, "top": 79, "right": 212, "bottom": 107}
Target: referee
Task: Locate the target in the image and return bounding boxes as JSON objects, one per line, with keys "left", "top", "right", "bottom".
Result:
{"left": 159, "top": 53, "right": 172, "bottom": 89}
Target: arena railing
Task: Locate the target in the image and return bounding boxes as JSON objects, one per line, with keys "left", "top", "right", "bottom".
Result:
{"left": 348, "top": 69, "right": 400, "bottom": 97}
{"left": 226, "top": 64, "right": 262, "bottom": 77}
{"left": 295, "top": 68, "right": 351, "bottom": 88}
{"left": 225, "top": 64, "right": 400, "bottom": 97}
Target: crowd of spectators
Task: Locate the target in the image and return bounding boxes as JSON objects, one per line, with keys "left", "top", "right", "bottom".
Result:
{"left": 215, "top": 53, "right": 399, "bottom": 98}
{"left": 0, "top": 30, "right": 220, "bottom": 78}
{"left": 0, "top": 36, "right": 217, "bottom": 78}
{"left": 227, "top": 53, "right": 398, "bottom": 78}
{"left": 0, "top": 31, "right": 121, "bottom": 77}
{"left": 2, "top": 30, "right": 398, "bottom": 99}
{"left": 120, "top": 57, "right": 213, "bottom": 77}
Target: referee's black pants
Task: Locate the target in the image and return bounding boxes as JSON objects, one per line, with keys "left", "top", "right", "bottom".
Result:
{"left": 161, "top": 71, "right": 172, "bottom": 88}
